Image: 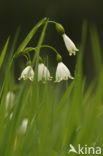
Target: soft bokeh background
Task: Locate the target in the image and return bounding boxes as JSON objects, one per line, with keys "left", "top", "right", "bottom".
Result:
{"left": 0, "top": 0, "right": 103, "bottom": 79}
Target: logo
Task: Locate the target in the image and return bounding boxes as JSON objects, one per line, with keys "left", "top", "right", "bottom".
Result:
{"left": 68, "top": 144, "right": 101, "bottom": 155}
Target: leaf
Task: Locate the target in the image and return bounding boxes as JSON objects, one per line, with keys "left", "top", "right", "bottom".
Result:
{"left": 54, "top": 81, "right": 74, "bottom": 116}
{"left": 14, "top": 17, "right": 47, "bottom": 58}
{"left": 90, "top": 25, "right": 102, "bottom": 73}
{"left": 0, "top": 37, "right": 10, "bottom": 68}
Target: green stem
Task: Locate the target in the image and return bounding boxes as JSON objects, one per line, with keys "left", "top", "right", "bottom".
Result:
{"left": 32, "top": 19, "right": 49, "bottom": 81}
{"left": 40, "top": 45, "right": 59, "bottom": 55}
{"left": 19, "top": 45, "right": 59, "bottom": 56}
{"left": 26, "top": 53, "right": 32, "bottom": 65}
{"left": 48, "top": 20, "right": 57, "bottom": 25}
{"left": 22, "top": 47, "right": 36, "bottom": 55}
{"left": 32, "top": 19, "right": 49, "bottom": 66}
{"left": 14, "top": 17, "right": 47, "bottom": 59}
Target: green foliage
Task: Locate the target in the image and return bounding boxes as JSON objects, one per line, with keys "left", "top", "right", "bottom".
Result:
{"left": 0, "top": 38, "right": 10, "bottom": 68}
{"left": 14, "top": 17, "right": 47, "bottom": 58}
{"left": 0, "top": 19, "right": 103, "bottom": 156}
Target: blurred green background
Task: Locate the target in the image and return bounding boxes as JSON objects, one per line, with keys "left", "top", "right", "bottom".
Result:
{"left": 0, "top": 0, "right": 103, "bottom": 79}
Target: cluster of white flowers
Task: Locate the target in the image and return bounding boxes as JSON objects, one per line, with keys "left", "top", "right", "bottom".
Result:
{"left": 19, "top": 63, "right": 52, "bottom": 83}
{"left": 19, "top": 61, "right": 74, "bottom": 83}
{"left": 18, "top": 21, "right": 79, "bottom": 83}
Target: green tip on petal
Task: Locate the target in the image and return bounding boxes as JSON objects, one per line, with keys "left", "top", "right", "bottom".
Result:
{"left": 68, "top": 50, "right": 72, "bottom": 56}
{"left": 69, "top": 74, "right": 74, "bottom": 80}
{"left": 75, "top": 48, "right": 79, "bottom": 51}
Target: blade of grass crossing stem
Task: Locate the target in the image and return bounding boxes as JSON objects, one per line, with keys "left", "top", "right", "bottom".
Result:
{"left": 10, "top": 27, "right": 21, "bottom": 57}
{"left": 32, "top": 19, "right": 48, "bottom": 69}
{"left": 0, "top": 37, "right": 10, "bottom": 68}
{"left": 14, "top": 17, "right": 47, "bottom": 58}
{"left": 32, "top": 19, "right": 48, "bottom": 98}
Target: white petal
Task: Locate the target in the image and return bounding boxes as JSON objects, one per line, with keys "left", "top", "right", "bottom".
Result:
{"left": 38, "top": 63, "right": 52, "bottom": 82}
{"left": 55, "top": 62, "right": 74, "bottom": 82}
{"left": 19, "top": 66, "right": 34, "bottom": 81}
{"left": 62, "top": 34, "right": 79, "bottom": 56}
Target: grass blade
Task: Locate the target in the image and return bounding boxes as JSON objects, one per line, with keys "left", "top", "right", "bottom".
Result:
{"left": 0, "top": 37, "right": 10, "bottom": 68}
{"left": 14, "top": 17, "right": 47, "bottom": 58}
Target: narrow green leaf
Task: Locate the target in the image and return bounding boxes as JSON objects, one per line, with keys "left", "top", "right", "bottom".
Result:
{"left": 0, "top": 37, "right": 10, "bottom": 68}
{"left": 54, "top": 81, "right": 74, "bottom": 116}
{"left": 90, "top": 25, "right": 102, "bottom": 73}
{"left": 14, "top": 17, "right": 47, "bottom": 58}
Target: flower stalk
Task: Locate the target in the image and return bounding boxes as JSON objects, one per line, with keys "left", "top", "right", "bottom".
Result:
{"left": 15, "top": 18, "right": 78, "bottom": 83}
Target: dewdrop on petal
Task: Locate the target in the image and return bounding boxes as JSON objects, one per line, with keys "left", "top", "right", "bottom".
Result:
{"left": 38, "top": 63, "right": 52, "bottom": 82}
{"left": 56, "top": 23, "right": 79, "bottom": 56}
{"left": 19, "top": 66, "right": 34, "bottom": 81}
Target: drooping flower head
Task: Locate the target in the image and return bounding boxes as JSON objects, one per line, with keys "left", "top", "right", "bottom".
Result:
{"left": 56, "top": 23, "right": 79, "bottom": 56}
{"left": 62, "top": 34, "right": 79, "bottom": 56}
{"left": 19, "top": 66, "right": 34, "bottom": 81}
{"left": 55, "top": 54, "right": 74, "bottom": 82}
{"left": 55, "top": 62, "right": 74, "bottom": 82}
{"left": 38, "top": 63, "right": 52, "bottom": 82}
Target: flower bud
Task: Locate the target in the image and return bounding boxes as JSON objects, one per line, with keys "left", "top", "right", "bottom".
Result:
{"left": 56, "top": 23, "right": 65, "bottom": 35}
{"left": 56, "top": 54, "right": 62, "bottom": 62}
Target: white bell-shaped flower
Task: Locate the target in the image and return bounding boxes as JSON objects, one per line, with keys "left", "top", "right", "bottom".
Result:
{"left": 55, "top": 62, "right": 74, "bottom": 82}
{"left": 38, "top": 63, "right": 52, "bottom": 82}
{"left": 19, "top": 66, "right": 34, "bottom": 81}
{"left": 62, "top": 34, "right": 79, "bottom": 56}
{"left": 5, "top": 92, "right": 15, "bottom": 119}
{"left": 18, "top": 118, "right": 28, "bottom": 134}
{"left": 6, "top": 92, "right": 15, "bottom": 109}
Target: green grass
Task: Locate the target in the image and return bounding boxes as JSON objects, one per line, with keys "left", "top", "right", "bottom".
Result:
{"left": 0, "top": 18, "right": 103, "bottom": 156}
